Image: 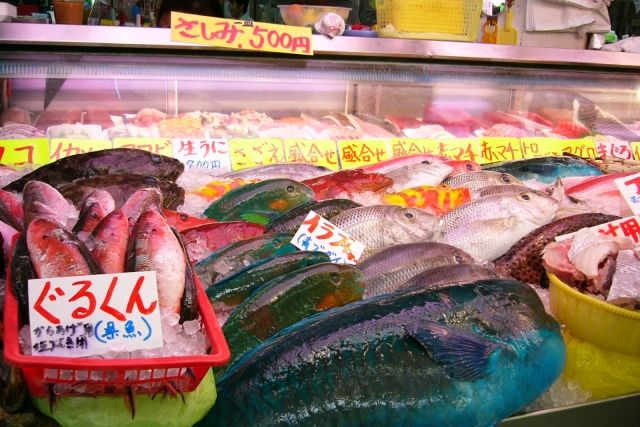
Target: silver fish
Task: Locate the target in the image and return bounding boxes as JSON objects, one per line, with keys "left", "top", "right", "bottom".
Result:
{"left": 398, "top": 264, "right": 498, "bottom": 292}
{"left": 476, "top": 185, "right": 534, "bottom": 198}
{"left": 359, "top": 242, "right": 474, "bottom": 298}
{"left": 386, "top": 162, "right": 454, "bottom": 191}
{"left": 220, "top": 163, "right": 331, "bottom": 181}
{"left": 436, "top": 190, "right": 559, "bottom": 262}
{"left": 607, "top": 250, "right": 640, "bottom": 305}
{"left": 443, "top": 171, "right": 522, "bottom": 191}
{"left": 330, "top": 205, "right": 438, "bottom": 258}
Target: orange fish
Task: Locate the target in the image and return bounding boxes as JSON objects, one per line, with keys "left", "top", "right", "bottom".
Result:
{"left": 163, "top": 209, "right": 218, "bottom": 232}
{"left": 195, "top": 178, "right": 260, "bottom": 202}
{"left": 302, "top": 169, "right": 393, "bottom": 200}
{"left": 383, "top": 184, "right": 471, "bottom": 216}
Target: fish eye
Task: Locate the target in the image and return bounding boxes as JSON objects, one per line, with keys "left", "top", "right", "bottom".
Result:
{"left": 144, "top": 176, "right": 159, "bottom": 185}
{"left": 179, "top": 213, "right": 189, "bottom": 221}
{"left": 465, "top": 163, "right": 474, "bottom": 171}
{"left": 421, "top": 160, "right": 431, "bottom": 165}
{"left": 330, "top": 273, "right": 341, "bottom": 284}
{"left": 404, "top": 211, "right": 415, "bottom": 219}
{"left": 453, "top": 254, "right": 465, "bottom": 263}
{"left": 150, "top": 154, "right": 163, "bottom": 165}
{"left": 273, "top": 238, "right": 283, "bottom": 247}
{"left": 519, "top": 193, "right": 531, "bottom": 201}
{"left": 286, "top": 185, "right": 295, "bottom": 193}
{"left": 500, "top": 174, "right": 512, "bottom": 183}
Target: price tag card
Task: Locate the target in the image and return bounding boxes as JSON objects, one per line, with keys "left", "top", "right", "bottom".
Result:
{"left": 338, "top": 139, "right": 391, "bottom": 169}
{"left": 292, "top": 211, "right": 364, "bottom": 264}
{"left": 171, "top": 138, "right": 232, "bottom": 172}
{"left": 390, "top": 138, "right": 438, "bottom": 157}
{"left": 171, "top": 12, "right": 313, "bottom": 56}
{"left": 0, "top": 138, "right": 50, "bottom": 166}
{"left": 595, "top": 138, "right": 634, "bottom": 160}
{"left": 556, "top": 215, "right": 640, "bottom": 245}
{"left": 112, "top": 137, "right": 173, "bottom": 157}
{"left": 615, "top": 172, "right": 640, "bottom": 215}
{"left": 49, "top": 139, "right": 113, "bottom": 162}
{"left": 229, "top": 138, "right": 285, "bottom": 170}
{"left": 28, "top": 272, "right": 163, "bottom": 358}
{"left": 520, "top": 137, "right": 562, "bottom": 158}
{"left": 435, "top": 138, "right": 480, "bottom": 162}
{"left": 558, "top": 138, "right": 597, "bottom": 159}
{"left": 284, "top": 139, "right": 340, "bottom": 171}
{"left": 480, "top": 137, "right": 523, "bottom": 164}
{"left": 632, "top": 142, "right": 640, "bottom": 161}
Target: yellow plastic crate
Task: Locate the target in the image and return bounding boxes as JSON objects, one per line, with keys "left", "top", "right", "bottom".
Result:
{"left": 376, "top": 0, "right": 482, "bottom": 42}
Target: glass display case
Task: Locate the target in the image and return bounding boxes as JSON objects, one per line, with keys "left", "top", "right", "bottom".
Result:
{"left": 1, "top": 23, "right": 639, "bottom": 425}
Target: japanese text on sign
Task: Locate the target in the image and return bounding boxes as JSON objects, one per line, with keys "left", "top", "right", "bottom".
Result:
{"left": 0, "top": 139, "right": 50, "bottom": 166}
{"left": 171, "top": 12, "right": 313, "bottom": 55}
{"left": 112, "top": 138, "right": 173, "bottom": 157}
{"left": 171, "top": 138, "right": 231, "bottom": 171}
{"left": 520, "top": 137, "right": 561, "bottom": 158}
{"left": 559, "top": 138, "right": 597, "bottom": 159}
{"left": 556, "top": 216, "right": 640, "bottom": 245}
{"left": 615, "top": 172, "right": 640, "bottom": 215}
{"left": 338, "top": 140, "right": 391, "bottom": 169}
{"left": 391, "top": 138, "right": 437, "bottom": 157}
{"left": 596, "top": 138, "right": 633, "bottom": 160}
{"left": 28, "top": 272, "right": 163, "bottom": 357}
{"left": 284, "top": 139, "right": 339, "bottom": 171}
{"left": 435, "top": 138, "right": 480, "bottom": 163}
{"left": 292, "top": 211, "right": 364, "bottom": 264}
{"left": 49, "top": 139, "right": 113, "bottom": 162}
{"left": 632, "top": 142, "right": 640, "bottom": 161}
{"left": 229, "top": 138, "right": 284, "bottom": 170}
{"left": 480, "top": 137, "right": 523, "bottom": 164}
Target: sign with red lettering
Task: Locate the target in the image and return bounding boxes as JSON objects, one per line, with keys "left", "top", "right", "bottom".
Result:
{"left": 615, "top": 172, "right": 640, "bottom": 215}
{"left": 171, "top": 138, "right": 231, "bottom": 171}
{"left": 0, "top": 138, "right": 50, "bottom": 166}
{"left": 284, "top": 139, "right": 339, "bottom": 171}
{"left": 391, "top": 138, "right": 437, "bottom": 157}
{"left": 292, "top": 211, "right": 364, "bottom": 264}
{"left": 435, "top": 138, "right": 480, "bottom": 163}
{"left": 632, "top": 142, "right": 640, "bottom": 161}
{"left": 28, "top": 272, "right": 163, "bottom": 357}
{"left": 170, "top": 12, "right": 313, "bottom": 56}
{"left": 338, "top": 139, "right": 390, "bottom": 169}
{"left": 595, "top": 138, "right": 634, "bottom": 160}
{"left": 480, "top": 137, "right": 523, "bottom": 164}
{"left": 556, "top": 215, "right": 640, "bottom": 245}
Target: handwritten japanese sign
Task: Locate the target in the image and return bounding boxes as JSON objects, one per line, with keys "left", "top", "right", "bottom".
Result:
{"left": 284, "top": 139, "right": 339, "bottom": 171}
{"left": 112, "top": 137, "right": 173, "bottom": 157}
{"left": 292, "top": 211, "right": 364, "bottom": 264}
{"left": 338, "top": 139, "right": 391, "bottom": 169}
{"left": 0, "top": 139, "right": 50, "bottom": 166}
{"left": 435, "top": 138, "right": 480, "bottom": 163}
{"left": 559, "top": 138, "right": 597, "bottom": 159}
{"left": 480, "top": 137, "right": 523, "bottom": 164}
{"left": 520, "top": 137, "right": 561, "bottom": 158}
{"left": 49, "top": 139, "right": 113, "bottom": 162}
{"left": 229, "top": 138, "right": 284, "bottom": 170}
{"left": 556, "top": 216, "right": 640, "bottom": 245}
{"left": 615, "top": 172, "right": 640, "bottom": 215}
{"left": 171, "top": 138, "right": 231, "bottom": 172}
{"left": 391, "top": 138, "right": 437, "bottom": 157}
{"left": 596, "top": 138, "right": 633, "bottom": 160}
{"left": 632, "top": 142, "right": 640, "bottom": 161}
{"left": 171, "top": 12, "right": 313, "bottom": 55}
{"left": 28, "top": 272, "right": 163, "bottom": 357}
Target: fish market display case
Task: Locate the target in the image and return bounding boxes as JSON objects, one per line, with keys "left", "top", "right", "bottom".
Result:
{"left": 1, "top": 23, "right": 640, "bottom": 425}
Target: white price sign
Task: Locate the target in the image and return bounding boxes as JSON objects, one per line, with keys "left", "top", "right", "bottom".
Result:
{"left": 28, "top": 271, "right": 163, "bottom": 358}
{"left": 171, "top": 138, "right": 232, "bottom": 172}
{"left": 291, "top": 211, "right": 365, "bottom": 264}
{"left": 556, "top": 215, "right": 640, "bottom": 245}
{"left": 615, "top": 172, "right": 640, "bottom": 215}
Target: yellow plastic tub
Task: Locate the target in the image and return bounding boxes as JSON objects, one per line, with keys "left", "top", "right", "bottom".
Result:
{"left": 548, "top": 273, "right": 640, "bottom": 356}
{"left": 375, "top": 0, "right": 482, "bottom": 42}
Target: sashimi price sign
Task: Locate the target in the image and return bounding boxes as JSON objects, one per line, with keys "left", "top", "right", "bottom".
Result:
{"left": 0, "top": 138, "right": 50, "bottom": 166}
{"left": 338, "top": 140, "right": 391, "bottom": 169}
{"left": 292, "top": 211, "right": 364, "bottom": 264}
{"left": 615, "top": 172, "right": 640, "bottom": 215}
{"left": 171, "top": 12, "right": 313, "bottom": 56}
{"left": 49, "top": 138, "right": 113, "bottom": 162}
{"left": 480, "top": 137, "right": 523, "bottom": 164}
{"left": 284, "top": 139, "right": 340, "bottom": 171}
{"left": 28, "top": 272, "right": 163, "bottom": 357}
{"left": 171, "top": 138, "right": 231, "bottom": 171}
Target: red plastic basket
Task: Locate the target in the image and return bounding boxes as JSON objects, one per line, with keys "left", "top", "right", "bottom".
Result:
{"left": 3, "top": 259, "right": 230, "bottom": 398}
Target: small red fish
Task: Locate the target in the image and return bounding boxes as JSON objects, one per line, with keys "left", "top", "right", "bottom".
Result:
{"left": 302, "top": 169, "right": 393, "bottom": 200}
{"left": 444, "top": 160, "right": 481, "bottom": 176}
{"left": 0, "top": 189, "right": 23, "bottom": 231}
{"left": 90, "top": 209, "right": 129, "bottom": 274}
{"left": 163, "top": 209, "right": 218, "bottom": 232}
{"left": 180, "top": 221, "right": 267, "bottom": 263}
{"left": 72, "top": 201, "right": 107, "bottom": 236}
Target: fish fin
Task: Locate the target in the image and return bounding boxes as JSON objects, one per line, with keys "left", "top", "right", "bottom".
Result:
{"left": 405, "top": 321, "right": 502, "bottom": 381}
{"left": 238, "top": 212, "right": 271, "bottom": 225}
{"left": 547, "top": 179, "right": 564, "bottom": 202}
{"left": 171, "top": 227, "right": 198, "bottom": 322}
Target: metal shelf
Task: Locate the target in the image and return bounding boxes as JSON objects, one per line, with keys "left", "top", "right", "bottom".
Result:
{"left": 1, "top": 23, "right": 640, "bottom": 69}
